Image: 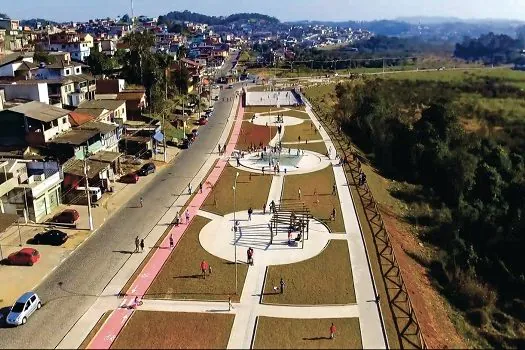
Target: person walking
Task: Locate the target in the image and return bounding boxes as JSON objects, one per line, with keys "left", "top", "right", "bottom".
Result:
{"left": 169, "top": 234, "right": 174, "bottom": 249}
{"left": 248, "top": 207, "right": 253, "bottom": 221}
{"left": 263, "top": 203, "right": 266, "bottom": 215}
{"left": 332, "top": 183, "right": 337, "bottom": 196}
{"left": 298, "top": 187, "right": 302, "bottom": 199}
{"left": 199, "top": 182, "right": 203, "bottom": 193}
{"left": 331, "top": 207, "right": 336, "bottom": 221}
{"left": 175, "top": 211, "right": 180, "bottom": 226}
{"left": 185, "top": 209, "right": 190, "bottom": 223}
{"left": 280, "top": 277, "right": 286, "bottom": 294}
{"left": 330, "top": 323, "right": 336, "bottom": 339}
{"left": 228, "top": 296, "right": 233, "bottom": 311}
{"left": 218, "top": 144, "right": 221, "bottom": 154}
{"left": 188, "top": 183, "right": 192, "bottom": 195}
{"left": 134, "top": 236, "right": 140, "bottom": 253}
{"left": 139, "top": 196, "right": 143, "bottom": 208}
{"left": 140, "top": 238, "right": 145, "bottom": 252}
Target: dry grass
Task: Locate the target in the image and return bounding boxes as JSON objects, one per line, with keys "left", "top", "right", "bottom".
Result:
{"left": 293, "top": 141, "right": 328, "bottom": 155}
{"left": 145, "top": 216, "right": 248, "bottom": 302}
{"left": 236, "top": 121, "right": 277, "bottom": 151}
{"left": 245, "top": 106, "right": 306, "bottom": 114}
{"left": 202, "top": 165, "right": 272, "bottom": 216}
{"left": 282, "top": 166, "right": 345, "bottom": 233}
{"left": 112, "top": 311, "right": 234, "bottom": 349}
{"left": 253, "top": 317, "right": 362, "bottom": 349}
{"left": 80, "top": 311, "right": 112, "bottom": 349}
{"left": 281, "top": 121, "right": 323, "bottom": 143}
{"left": 263, "top": 240, "right": 355, "bottom": 305}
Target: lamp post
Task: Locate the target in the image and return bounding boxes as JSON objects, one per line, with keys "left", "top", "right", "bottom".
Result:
{"left": 233, "top": 172, "right": 240, "bottom": 294}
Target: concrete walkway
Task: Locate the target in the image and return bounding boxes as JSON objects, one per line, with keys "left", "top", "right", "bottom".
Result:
{"left": 56, "top": 94, "right": 243, "bottom": 350}
{"left": 304, "top": 100, "right": 387, "bottom": 349}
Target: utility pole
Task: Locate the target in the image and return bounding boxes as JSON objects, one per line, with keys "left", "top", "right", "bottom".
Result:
{"left": 83, "top": 150, "right": 94, "bottom": 231}
{"left": 163, "top": 68, "right": 168, "bottom": 162}
{"left": 233, "top": 172, "right": 239, "bottom": 295}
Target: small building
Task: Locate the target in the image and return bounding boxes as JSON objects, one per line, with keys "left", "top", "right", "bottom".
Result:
{"left": 76, "top": 99, "right": 127, "bottom": 124}
{"left": 0, "top": 159, "right": 63, "bottom": 223}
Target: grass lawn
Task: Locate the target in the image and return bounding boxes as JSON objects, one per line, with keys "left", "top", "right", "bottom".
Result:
{"left": 236, "top": 121, "right": 277, "bottom": 151}
{"left": 253, "top": 317, "right": 362, "bottom": 349}
{"left": 112, "top": 311, "right": 234, "bottom": 349}
{"left": 202, "top": 165, "right": 272, "bottom": 216}
{"left": 282, "top": 166, "right": 345, "bottom": 233}
{"left": 281, "top": 122, "right": 323, "bottom": 143}
{"left": 293, "top": 141, "right": 328, "bottom": 155}
{"left": 145, "top": 216, "right": 248, "bottom": 302}
{"left": 263, "top": 240, "right": 355, "bottom": 305}
{"left": 80, "top": 311, "right": 112, "bottom": 349}
{"left": 281, "top": 109, "right": 311, "bottom": 119}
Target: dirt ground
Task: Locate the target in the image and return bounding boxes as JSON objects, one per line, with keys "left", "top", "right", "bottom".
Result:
{"left": 236, "top": 121, "right": 277, "bottom": 150}
{"left": 111, "top": 311, "right": 234, "bottom": 349}
{"left": 363, "top": 162, "right": 467, "bottom": 349}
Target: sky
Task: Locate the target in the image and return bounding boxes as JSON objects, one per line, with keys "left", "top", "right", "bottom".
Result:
{"left": 2, "top": 0, "right": 525, "bottom": 23}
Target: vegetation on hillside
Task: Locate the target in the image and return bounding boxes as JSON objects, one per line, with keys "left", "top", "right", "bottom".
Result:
{"left": 454, "top": 32, "right": 523, "bottom": 64}
{"left": 158, "top": 10, "right": 278, "bottom": 27}
{"left": 305, "top": 72, "right": 525, "bottom": 348}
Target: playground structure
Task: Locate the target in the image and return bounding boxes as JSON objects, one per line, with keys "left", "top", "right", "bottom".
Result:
{"left": 270, "top": 201, "right": 312, "bottom": 248}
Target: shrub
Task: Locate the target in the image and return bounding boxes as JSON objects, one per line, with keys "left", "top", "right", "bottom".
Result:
{"left": 453, "top": 273, "right": 497, "bottom": 309}
{"left": 466, "top": 308, "right": 489, "bottom": 327}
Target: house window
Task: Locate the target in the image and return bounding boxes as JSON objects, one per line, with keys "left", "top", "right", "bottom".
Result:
{"left": 75, "top": 67, "right": 80, "bottom": 74}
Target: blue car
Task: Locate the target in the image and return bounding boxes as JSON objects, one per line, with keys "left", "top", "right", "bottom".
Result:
{"left": 6, "top": 292, "right": 41, "bottom": 326}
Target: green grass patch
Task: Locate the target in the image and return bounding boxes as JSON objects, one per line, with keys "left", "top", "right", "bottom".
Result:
{"left": 282, "top": 166, "right": 345, "bottom": 233}
{"left": 112, "top": 311, "right": 234, "bottom": 349}
{"left": 145, "top": 216, "right": 248, "bottom": 302}
{"left": 263, "top": 240, "right": 355, "bottom": 305}
{"left": 202, "top": 165, "right": 272, "bottom": 216}
{"left": 253, "top": 317, "right": 362, "bottom": 349}
{"left": 282, "top": 109, "right": 311, "bottom": 119}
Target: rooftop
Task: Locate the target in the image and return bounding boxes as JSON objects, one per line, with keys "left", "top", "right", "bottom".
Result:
{"left": 8, "top": 101, "right": 70, "bottom": 122}
{"left": 49, "top": 128, "right": 100, "bottom": 145}
{"left": 88, "top": 150, "right": 121, "bottom": 163}
{"left": 78, "top": 99, "right": 125, "bottom": 111}
{"left": 68, "top": 111, "right": 94, "bottom": 126}
{"left": 73, "top": 108, "right": 108, "bottom": 118}
{"left": 62, "top": 158, "right": 109, "bottom": 178}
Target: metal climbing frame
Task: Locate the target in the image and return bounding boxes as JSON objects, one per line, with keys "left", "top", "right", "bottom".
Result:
{"left": 269, "top": 201, "right": 312, "bottom": 248}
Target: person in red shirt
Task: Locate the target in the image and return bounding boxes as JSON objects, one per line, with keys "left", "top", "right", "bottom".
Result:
{"left": 200, "top": 260, "right": 209, "bottom": 279}
{"left": 330, "top": 323, "right": 336, "bottom": 339}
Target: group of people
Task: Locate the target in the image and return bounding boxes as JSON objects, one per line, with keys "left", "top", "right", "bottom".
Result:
{"left": 134, "top": 236, "right": 145, "bottom": 253}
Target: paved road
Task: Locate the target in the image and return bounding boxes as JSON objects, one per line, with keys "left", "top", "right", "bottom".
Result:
{"left": 0, "top": 86, "right": 239, "bottom": 349}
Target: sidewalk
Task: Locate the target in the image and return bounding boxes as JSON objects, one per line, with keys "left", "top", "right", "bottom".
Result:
{"left": 304, "top": 103, "right": 387, "bottom": 349}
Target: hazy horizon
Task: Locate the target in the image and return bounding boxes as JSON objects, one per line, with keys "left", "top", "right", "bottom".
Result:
{"left": 2, "top": 0, "right": 525, "bottom": 23}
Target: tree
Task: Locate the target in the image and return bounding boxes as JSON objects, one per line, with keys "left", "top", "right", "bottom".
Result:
{"left": 86, "top": 48, "right": 112, "bottom": 75}
{"left": 177, "top": 45, "right": 188, "bottom": 59}
{"left": 171, "top": 63, "right": 190, "bottom": 94}
{"left": 33, "top": 44, "right": 55, "bottom": 64}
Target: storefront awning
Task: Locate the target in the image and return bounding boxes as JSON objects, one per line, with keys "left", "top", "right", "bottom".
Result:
{"left": 153, "top": 131, "right": 164, "bottom": 142}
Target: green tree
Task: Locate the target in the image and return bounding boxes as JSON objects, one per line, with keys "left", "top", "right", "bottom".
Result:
{"left": 86, "top": 48, "right": 112, "bottom": 75}
{"left": 33, "top": 44, "right": 55, "bottom": 64}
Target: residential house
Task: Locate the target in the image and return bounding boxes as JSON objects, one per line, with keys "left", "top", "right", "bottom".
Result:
{"left": 96, "top": 38, "right": 117, "bottom": 56}
{"left": 75, "top": 99, "right": 127, "bottom": 124}
{"left": 0, "top": 52, "right": 37, "bottom": 78}
{"left": 0, "top": 101, "right": 71, "bottom": 146}
{"left": 0, "top": 159, "right": 63, "bottom": 223}
{"left": 95, "top": 79, "right": 125, "bottom": 94}
{"left": 46, "top": 31, "right": 93, "bottom": 61}
{"left": 96, "top": 84, "right": 147, "bottom": 120}
{"left": 0, "top": 82, "right": 50, "bottom": 104}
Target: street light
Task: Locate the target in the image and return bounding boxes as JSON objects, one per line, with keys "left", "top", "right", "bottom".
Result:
{"left": 233, "top": 171, "right": 240, "bottom": 294}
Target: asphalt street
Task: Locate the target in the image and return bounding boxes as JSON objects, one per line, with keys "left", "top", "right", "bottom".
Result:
{"left": 0, "top": 78, "right": 240, "bottom": 347}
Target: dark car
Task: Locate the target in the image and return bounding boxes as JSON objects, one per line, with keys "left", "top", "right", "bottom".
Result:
{"left": 138, "top": 162, "right": 156, "bottom": 176}
{"left": 120, "top": 172, "right": 139, "bottom": 184}
{"left": 7, "top": 248, "right": 40, "bottom": 266}
{"left": 181, "top": 138, "right": 191, "bottom": 149}
{"left": 33, "top": 230, "right": 68, "bottom": 246}
{"left": 53, "top": 209, "right": 79, "bottom": 224}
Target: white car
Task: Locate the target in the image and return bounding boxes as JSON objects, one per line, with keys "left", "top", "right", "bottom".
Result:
{"left": 6, "top": 292, "right": 41, "bottom": 326}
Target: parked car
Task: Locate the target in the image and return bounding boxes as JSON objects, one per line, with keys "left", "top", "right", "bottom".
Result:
{"left": 7, "top": 248, "right": 40, "bottom": 266}
{"left": 181, "top": 138, "right": 191, "bottom": 149}
{"left": 228, "top": 84, "right": 234, "bottom": 89}
{"left": 199, "top": 117, "right": 208, "bottom": 125}
{"left": 53, "top": 209, "right": 79, "bottom": 224}
{"left": 120, "top": 173, "right": 139, "bottom": 184}
{"left": 5, "top": 292, "right": 41, "bottom": 326}
{"left": 192, "top": 129, "right": 199, "bottom": 137}
{"left": 33, "top": 230, "right": 68, "bottom": 246}
{"left": 138, "top": 162, "right": 156, "bottom": 176}
{"left": 213, "top": 96, "right": 219, "bottom": 101}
